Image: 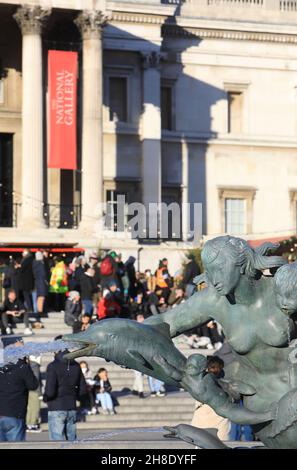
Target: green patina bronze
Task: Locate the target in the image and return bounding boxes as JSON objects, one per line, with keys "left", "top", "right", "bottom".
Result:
{"left": 63, "top": 235, "right": 297, "bottom": 449}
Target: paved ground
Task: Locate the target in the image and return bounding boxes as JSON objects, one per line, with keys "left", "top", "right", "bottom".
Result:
{"left": 0, "top": 428, "right": 261, "bottom": 449}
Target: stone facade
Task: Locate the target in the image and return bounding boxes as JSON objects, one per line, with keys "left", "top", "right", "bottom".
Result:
{"left": 0, "top": 0, "right": 297, "bottom": 270}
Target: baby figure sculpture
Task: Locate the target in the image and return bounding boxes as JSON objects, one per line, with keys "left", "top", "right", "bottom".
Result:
{"left": 63, "top": 236, "right": 297, "bottom": 449}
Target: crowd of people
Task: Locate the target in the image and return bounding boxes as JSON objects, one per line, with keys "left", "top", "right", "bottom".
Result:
{"left": 0, "top": 248, "right": 222, "bottom": 352}
{"left": 0, "top": 248, "right": 254, "bottom": 443}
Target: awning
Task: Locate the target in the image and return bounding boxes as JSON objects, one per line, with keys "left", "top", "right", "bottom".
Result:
{"left": 0, "top": 243, "right": 85, "bottom": 253}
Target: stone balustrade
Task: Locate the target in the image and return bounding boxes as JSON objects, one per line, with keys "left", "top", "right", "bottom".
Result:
{"left": 176, "top": 0, "right": 297, "bottom": 22}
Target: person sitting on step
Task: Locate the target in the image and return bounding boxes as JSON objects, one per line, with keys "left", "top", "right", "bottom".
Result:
{"left": 93, "top": 368, "right": 115, "bottom": 416}
{"left": 1, "top": 289, "right": 32, "bottom": 336}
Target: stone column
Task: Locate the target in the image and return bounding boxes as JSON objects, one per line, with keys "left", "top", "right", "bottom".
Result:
{"left": 14, "top": 5, "right": 50, "bottom": 229}
{"left": 75, "top": 10, "right": 108, "bottom": 232}
{"left": 141, "top": 51, "right": 162, "bottom": 238}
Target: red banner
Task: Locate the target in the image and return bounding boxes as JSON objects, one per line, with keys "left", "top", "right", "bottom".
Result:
{"left": 47, "top": 50, "right": 78, "bottom": 169}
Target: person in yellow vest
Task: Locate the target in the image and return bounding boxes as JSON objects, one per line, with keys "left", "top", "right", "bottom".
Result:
{"left": 49, "top": 258, "right": 68, "bottom": 312}
{"left": 155, "top": 258, "right": 172, "bottom": 303}
{"left": 49, "top": 260, "right": 68, "bottom": 294}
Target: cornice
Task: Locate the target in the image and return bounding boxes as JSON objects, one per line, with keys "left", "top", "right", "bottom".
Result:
{"left": 109, "top": 10, "right": 297, "bottom": 44}
{"left": 110, "top": 11, "right": 166, "bottom": 24}
{"left": 162, "top": 132, "right": 297, "bottom": 149}
{"left": 162, "top": 24, "right": 297, "bottom": 44}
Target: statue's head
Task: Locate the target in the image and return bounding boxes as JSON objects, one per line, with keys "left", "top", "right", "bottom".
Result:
{"left": 185, "top": 354, "right": 207, "bottom": 377}
{"left": 274, "top": 261, "right": 297, "bottom": 316}
{"left": 201, "top": 236, "right": 286, "bottom": 296}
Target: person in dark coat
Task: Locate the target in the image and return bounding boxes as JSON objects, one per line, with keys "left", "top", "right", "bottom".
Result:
{"left": 74, "top": 256, "right": 88, "bottom": 289}
{"left": 124, "top": 256, "right": 137, "bottom": 299}
{"left": 79, "top": 268, "right": 97, "bottom": 317}
{"left": 0, "top": 337, "right": 39, "bottom": 442}
{"left": 32, "top": 251, "right": 48, "bottom": 326}
{"left": 3, "top": 259, "right": 22, "bottom": 301}
{"left": 72, "top": 314, "right": 92, "bottom": 334}
{"left": 181, "top": 254, "right": 201, "bottom": 298}
{"left": 19, "top": 250, "right": 34, "bottom": 312}
{"left": 1, "top": 288, "right": 31, "bottom": 335}
{"left": 3, "top": 260, "right": 15, "bottom": 296}
{"left": 114, "top": 253, "right": 125, "bottom": 293}
{"left": 64, "top": 291, "right": 82, "bottom": 330}
{"left": 88, "top": 253, "right": 101, "bottom": 317}
{"left": 41, "top": 250, "right": 51, "bottom": 283}
{"left": 89, "top": 254, "right": 101, "bottom": 286}
{"left": 43, "top": 336, "right": 87, "bottom": 441}
{"left": 12, "top": 258, "right": 22, "bottom": 300}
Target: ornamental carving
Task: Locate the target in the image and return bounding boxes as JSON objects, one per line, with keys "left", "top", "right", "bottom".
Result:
{"left": 74, "top": 10, "right": 109, "bottom": 39}
{"left": 13, "top": 5, "right": 51, "bottom": 35}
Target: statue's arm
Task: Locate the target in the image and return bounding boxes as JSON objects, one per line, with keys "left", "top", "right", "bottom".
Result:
{"left": 217, "top": 400, "right": 274, "bottom": 425}
{"left": 145, "top": 288, "right": 215, "bottom": 338}
{"left": 183, "top": 375, "right": 274, "bottom": 425}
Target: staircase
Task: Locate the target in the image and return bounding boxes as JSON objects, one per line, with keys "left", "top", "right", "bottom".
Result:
{"left": 20, "top": 312, "right": 209, "bottom": 432}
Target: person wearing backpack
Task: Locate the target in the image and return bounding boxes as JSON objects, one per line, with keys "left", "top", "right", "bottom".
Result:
{"left": 99, "top": 252, "right": 119, "bottom": 289}
{"left": 43, "top": 336, "right": 87, "bottom": 441}
{"left": 97, "top": 280, "right": 121, "bottom": 320}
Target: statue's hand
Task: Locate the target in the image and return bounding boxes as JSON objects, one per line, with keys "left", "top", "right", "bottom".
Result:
{"left": 153, "top": 354, "right": 184, "bottom": 382}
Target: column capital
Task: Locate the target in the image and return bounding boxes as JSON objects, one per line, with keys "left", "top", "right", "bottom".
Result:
{"left": 141, "top": 51, "right": 165, "bottom": 70}
{"left": 13, "top": 5, "right": 51, "bottom": 35}
{"left": 74, "top": 10, "right": 109, "bottom": 40}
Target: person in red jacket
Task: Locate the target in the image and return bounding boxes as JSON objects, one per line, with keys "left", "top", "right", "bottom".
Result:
{"left": 97, "top": 280, "right": 121, "bottom": 320}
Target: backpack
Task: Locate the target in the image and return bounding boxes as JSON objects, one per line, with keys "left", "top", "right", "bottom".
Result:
{"left": 100, "top": 257, "right": 113, "bottom": 277}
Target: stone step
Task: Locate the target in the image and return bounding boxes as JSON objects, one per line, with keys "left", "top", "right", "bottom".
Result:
{"left": 41, "top": 419, "right": 192, "bottom": 430}
{"left": 78, "top": 411, "right": 193, "bottom": 421}
{"left": 84, "top": 404, "right": 194, "bottom": 413}
{"left": 39, "top": 381, "right": 180, "bottom": 392}
{"left": 38, "top": 392, "right": 195, "bottom": 409}
{"left": 98, "top": 395, "right": 194, "bottom": 406}
{"left": 40, "top": 399, "right": 194, "bottom": 408}
{"left": 41, "top": 392, "right": 195, "bottom": 404}
{"left": 40, "top": 403, "right": 194, "bottom": 413}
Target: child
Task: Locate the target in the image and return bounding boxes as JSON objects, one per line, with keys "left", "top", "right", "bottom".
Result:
{"left": 79, "top": 361, "right": 97, "bottom": 415}
{"left": 94, "top": 368, "right": 115, "bottom": 415}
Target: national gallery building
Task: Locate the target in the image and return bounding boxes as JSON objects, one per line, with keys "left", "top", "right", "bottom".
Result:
{"left": 1, "top": 0, "right": 297, "bottom": 269}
